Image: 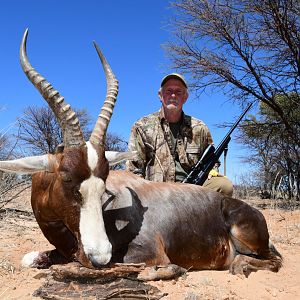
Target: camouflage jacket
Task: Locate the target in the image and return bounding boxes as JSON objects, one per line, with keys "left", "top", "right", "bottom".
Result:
{"left": 126, "top": 108, "right": 214, "bottom": 182}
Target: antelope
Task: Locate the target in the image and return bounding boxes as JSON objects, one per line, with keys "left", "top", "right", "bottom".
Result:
{"left": 0, "top": 29, "right": 282, "bottom": 280}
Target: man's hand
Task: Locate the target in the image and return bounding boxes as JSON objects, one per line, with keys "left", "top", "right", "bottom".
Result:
{"left": 207, "top": 169, "right": 226, "bottom": 179}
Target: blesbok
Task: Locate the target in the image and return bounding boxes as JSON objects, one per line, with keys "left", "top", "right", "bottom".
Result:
{"left": 1, "top": 29, "right": 282, "bottom": 280}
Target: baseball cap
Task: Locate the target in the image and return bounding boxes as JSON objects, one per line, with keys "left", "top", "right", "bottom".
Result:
{"left": 160, "top": 73, "right": 188, "bottom": 88}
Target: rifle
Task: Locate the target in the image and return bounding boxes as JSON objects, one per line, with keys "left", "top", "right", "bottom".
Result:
{"left": 182, "top": 103, "right": 253, "bottom": 185}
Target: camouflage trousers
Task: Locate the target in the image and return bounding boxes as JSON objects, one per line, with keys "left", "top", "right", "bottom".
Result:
{"left": 202, "top": 176, "right": 233, "bottom": 197}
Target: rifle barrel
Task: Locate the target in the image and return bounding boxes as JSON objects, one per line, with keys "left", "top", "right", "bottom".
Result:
{"left": 217, "top": 103, "right": 253, "bottom": 149}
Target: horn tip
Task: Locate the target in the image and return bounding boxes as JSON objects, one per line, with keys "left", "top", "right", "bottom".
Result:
{"left": 21, "top": 28, "right": 29, "bottom": 48}
{"left": 23, "top": 28, "right": 29, "bottom": 38}
{"left": 93, "top": 40, "right": 100, "bottom": 51}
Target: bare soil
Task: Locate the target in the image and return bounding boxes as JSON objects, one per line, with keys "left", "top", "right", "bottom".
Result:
{"left": 0, "top": 190, "right": 299, "bottom": 300}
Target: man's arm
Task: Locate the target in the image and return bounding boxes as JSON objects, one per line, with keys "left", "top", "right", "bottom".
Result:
{"left": 125, "top": 125, "right": 146, "bottom": 177}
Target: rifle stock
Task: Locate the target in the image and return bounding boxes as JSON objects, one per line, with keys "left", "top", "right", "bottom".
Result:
{"left": 182, "top": 103, "right": 253, "bottom": 185}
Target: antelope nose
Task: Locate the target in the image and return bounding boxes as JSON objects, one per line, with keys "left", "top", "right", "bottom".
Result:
{"left": 87, "top": 241, "right": 112, "bottom": 268}
{"left": 88, "top": 253, "right": 111, "bottom": 268}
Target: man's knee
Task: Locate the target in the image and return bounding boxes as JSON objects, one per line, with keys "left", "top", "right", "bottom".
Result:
{"left": 203, "top": 176, "right": 233, "bottom": 197}
{"left": 219, "top": 177, "right": 233, "bottom": 197}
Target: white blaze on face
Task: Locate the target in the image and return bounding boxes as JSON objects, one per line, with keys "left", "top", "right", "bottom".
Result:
{"left": 79, "top": 142, "right": 112, "bottom": 266}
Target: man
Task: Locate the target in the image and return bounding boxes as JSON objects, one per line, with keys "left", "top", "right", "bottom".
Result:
{"left": 126, "top": 73, "right": 233, "bottom": 197}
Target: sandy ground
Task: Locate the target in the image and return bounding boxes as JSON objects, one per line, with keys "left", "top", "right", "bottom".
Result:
{"left": 0, "top": 191, "right": 299, "bottom": 300}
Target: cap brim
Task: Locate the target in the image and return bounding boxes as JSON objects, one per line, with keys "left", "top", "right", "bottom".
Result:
{"left": 161, "top": 74, "right": 187, "bottom": 88}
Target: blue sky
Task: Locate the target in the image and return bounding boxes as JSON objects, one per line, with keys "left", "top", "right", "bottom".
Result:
{"left": 0, "top": 0, "right": 252, "bottom": 183}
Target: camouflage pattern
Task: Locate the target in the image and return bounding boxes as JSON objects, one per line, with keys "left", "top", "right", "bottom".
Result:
{"left": 126, "top": 108, "right": 213, "bottom": 182}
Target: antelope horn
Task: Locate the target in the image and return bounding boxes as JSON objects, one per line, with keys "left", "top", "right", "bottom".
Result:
{"left": 89, "top": 42, "right": 118, "bottom": 147}
{"left": 20, "top": 28, "right": 85, "bottom": 148}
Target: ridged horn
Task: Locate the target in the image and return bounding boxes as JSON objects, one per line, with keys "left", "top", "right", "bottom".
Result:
{"left": 89, "top": 41, "right": 119, "bottom": 147}
{"left": 20, "top": 28, "right": 85, "bottom": 148}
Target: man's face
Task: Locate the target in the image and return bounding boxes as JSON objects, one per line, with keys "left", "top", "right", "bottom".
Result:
{"left": 159, "top": 78, "right": 188, "bottom": 113}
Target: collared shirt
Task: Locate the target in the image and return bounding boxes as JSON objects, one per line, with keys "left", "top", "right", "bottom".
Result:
{"left": 126, "top": 108, "right": 214, "bottom": 182}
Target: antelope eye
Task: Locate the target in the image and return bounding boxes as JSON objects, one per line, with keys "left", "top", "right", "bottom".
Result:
{"left": 60, "top": 172, "right": 72, "bottom": 182}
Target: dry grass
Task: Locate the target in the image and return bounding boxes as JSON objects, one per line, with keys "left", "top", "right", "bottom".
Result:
{"left": 0, "top": 257, "right": 15, "bottom": 276}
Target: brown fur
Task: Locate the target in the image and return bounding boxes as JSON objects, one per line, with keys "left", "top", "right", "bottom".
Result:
{"left": 30, "top": 166, "right": 282, "bottom": 279}
{"left": 31, "top": 145, "right": 108, "bottom": 267}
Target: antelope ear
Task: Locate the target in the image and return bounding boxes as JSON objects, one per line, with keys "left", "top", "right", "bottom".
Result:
{"left": 0, "top": 154, "right": 57, "bottom": 174}
{"left": 105, "top": 151, "right": 138, "bottom": 166}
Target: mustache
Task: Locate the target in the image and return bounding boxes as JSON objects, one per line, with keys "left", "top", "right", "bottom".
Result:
{"left": 167, "top": 99, "right": 179, "bottom": 104}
